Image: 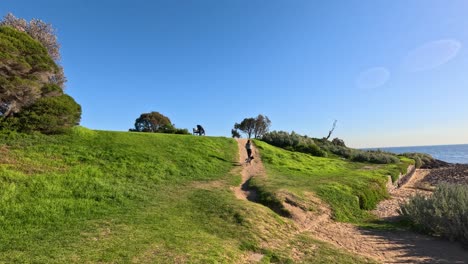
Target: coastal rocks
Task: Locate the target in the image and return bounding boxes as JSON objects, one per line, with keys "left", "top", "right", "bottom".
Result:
{"left": 421, "top": 164, "right": 468, "bottom": 186}
{"left": 420, "top": 159, "right": 450, "bottom": 169}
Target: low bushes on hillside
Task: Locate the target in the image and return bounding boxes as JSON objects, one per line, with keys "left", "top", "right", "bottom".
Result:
{"left": 3, "top": 95, "right": 81, "bottom": 134}
{"left": 316, "top": 138, "right": 399, "bottom": 164}
{"left": 399, "top": 152, "right": 434, "bottom": 168}
{"left": 262, "top": 131, "right": 327, "bottom": 157}
{"left": 400, "top": 183, "right": 468, "bottom": 245}
{"left": 351, "top": 149, "right": 400, "bottom": 164}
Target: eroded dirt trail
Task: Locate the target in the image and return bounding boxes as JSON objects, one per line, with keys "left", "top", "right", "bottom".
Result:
{"left": 233, "top": 139, "right": 266, "bottom": 201}
{"left": 232, "top": 140, "right": 468, "bottom": 263}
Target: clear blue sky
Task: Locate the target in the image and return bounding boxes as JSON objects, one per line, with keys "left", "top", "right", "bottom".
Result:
{"left": 2, "top": 0, "right": 468, "bottom": 147}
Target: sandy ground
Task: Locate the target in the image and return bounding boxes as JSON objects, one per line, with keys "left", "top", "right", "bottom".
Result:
{"left": 233, "top": 140, "right": 468, "bottom": 263}
{"left": 373, "top": 169, "right": 432, "bottom": 221}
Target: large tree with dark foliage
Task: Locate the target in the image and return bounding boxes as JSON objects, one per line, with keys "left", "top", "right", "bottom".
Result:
{"left": 234, "top": 114, "right": 271, "bottom": 139}
{"left": 0, "top": 14, "right": 81, "bottom": 133}
{"left": 0, "top": 26, "right": 60, "bottom": 117}
{"left": 132, "top": 112, "right": 172, "bottom": 132}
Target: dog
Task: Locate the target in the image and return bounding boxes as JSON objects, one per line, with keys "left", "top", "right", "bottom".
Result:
{"left": 245, "top": 155, "right": 254, "bottom": 164}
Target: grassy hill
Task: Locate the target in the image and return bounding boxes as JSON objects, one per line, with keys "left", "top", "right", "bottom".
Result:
{"left": 0, "top": 128, "right": 389, "bottom": 263}
{"left": 251, "top": 140, "right": 410, "bottom": 222}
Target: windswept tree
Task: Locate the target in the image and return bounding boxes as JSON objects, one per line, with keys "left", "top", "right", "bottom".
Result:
{"left": 0, "top": 26, "right": 60, "bottom": 117}
{"left": 0, "top": 15, "right": 81, "bottom": 133}
{"left": 1, "top": 13, "right": 61, "bottom": 61}
{"left": 1, "top": 13, "right": 65, "bottom": 88}
{"left": 234, "top": 114, "right": 271, "bottom": 139}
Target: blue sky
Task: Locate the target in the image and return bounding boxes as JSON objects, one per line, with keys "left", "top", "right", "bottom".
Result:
{"left": 2, "top": 0, "right": 468, "bottom": 147}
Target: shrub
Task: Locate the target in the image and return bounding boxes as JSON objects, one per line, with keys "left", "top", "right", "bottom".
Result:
{"left": 400, "top": 184, "right": 468, "bottom": 245}
{"left": 262, "top": 131, "right": 326, "bottom": 157}
{"left": 9, "top": 94, "right": 81, "bottom": 134}
{"left": 331, "top": 137, "right": 346, "bottom": 147}
{"left": 400, "top": 152, "right": 434, "bottom": 168}
{"left": 174, "top": 128, "right": 190, "bottom": 135}
{"left": 345, "top": 149, "right": 399, "bottom": 164}
{"left": 328, "top": 144, "right": 353, "bottom": 159}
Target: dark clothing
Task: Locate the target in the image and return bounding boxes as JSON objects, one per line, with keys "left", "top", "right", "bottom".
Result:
{"left": 246, "top": 141, "right": 252, "bottom": 159}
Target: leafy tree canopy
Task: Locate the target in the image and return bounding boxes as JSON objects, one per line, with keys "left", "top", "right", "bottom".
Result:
{"left": 132, "top": 111, "right": 173, "bottom": 133}
{"left": 234, "top": 114, "right": 271, "bottom": 139}
{"left": 0, "top": 26, "right": 61, "bottom": 117}
{"left": 0, "top": 15, "right": 81, "bottom": 134}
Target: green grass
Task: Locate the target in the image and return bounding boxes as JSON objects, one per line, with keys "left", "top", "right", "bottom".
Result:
{"left": 0, "top": 128, "right": 244, "bottom": 262}
{"left": 252, "top": 140, "right": 411, "bottom": 222}
{"left": 0, "top": 128, "right": 375, "bottom": 263}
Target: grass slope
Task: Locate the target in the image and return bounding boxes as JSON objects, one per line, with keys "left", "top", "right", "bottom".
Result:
{"left": 252, "top": 140, "right": 410, "bottom": 222}
{"left": 0, "top": 128, "right": 374, "bottom": 263}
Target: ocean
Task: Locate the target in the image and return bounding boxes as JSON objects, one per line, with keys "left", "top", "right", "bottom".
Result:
{"left": 367, "top": 144, "right": 468, "bottom": 164}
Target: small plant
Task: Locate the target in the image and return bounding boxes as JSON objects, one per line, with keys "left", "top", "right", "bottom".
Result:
{"left": 400, "top": 183, "right": 468, "bottom": 245}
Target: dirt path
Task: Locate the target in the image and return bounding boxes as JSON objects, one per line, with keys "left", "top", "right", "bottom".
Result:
{"left": 372, "top": 169, "right": 432, "bottom": 221}
{"left": 232, "top": 140, "right": 468, "bottom": 263}
{"left": 287, "top": 170, "right": 468, "bottom": 263}
{"left": 233, "top": 139, "right": 267, "bottom": 201}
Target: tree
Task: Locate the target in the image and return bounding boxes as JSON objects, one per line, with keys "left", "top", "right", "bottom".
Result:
{"left": 234, "top": 114, "right": 271, "bottom": 139}
{"left": 254, "top": 114, "right": 271, "bottom": 139}
{"left": 0, "top": 16, "right": 81, "bottom": 134}
{"left": 1, "top": 13, "right": 61, "bottom": 61}
{"left": 1, "top": 13, "right": 65, "bottom": 88}
{"left": 0, "top": 26, "right": 61, "bottom": 117}
{"left": 231, "top": 129, "right": 241, "bottom": 138}
{"left": 325, "top": 120, "right": 337, "bottom": 140}
{"left": 234, "top": 118, "right": 256, "bottom": 138}
{"left": 132, "top": 112, "right": 172, "bottom": 132}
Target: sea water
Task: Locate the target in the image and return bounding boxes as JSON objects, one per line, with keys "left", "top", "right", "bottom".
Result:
{"left": 369, "top": 144, "right": 468, "bottom": 164}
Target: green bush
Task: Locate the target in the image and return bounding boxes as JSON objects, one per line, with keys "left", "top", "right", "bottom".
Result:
{"left": 316, "top": 139, "right": 399, "bottom": 164}
{"left": 351, "top": 150, "right": 399, "bottom": 164}
{"left": 262, "top": 131, "right": 327, "bottom": 157}
{"left": 400, "top": 184, "right": 468, "bottom": 245}
{"left": 10, "top": 94, "right": 81, "bottom": 134}
{"left": 400, "top": 153, "right": 434, "bottom": 168}
{"left": 174, "top": 128, "right": 190, "bottom": 135}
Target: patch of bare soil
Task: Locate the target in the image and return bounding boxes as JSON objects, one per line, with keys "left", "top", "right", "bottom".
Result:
{"left": 373, "top": 169, "right": 433, "bottom": 221}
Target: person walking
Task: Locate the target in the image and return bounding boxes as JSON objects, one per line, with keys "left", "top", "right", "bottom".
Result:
{"left": 245, "top": 139, "right": 253, "bottom": 160}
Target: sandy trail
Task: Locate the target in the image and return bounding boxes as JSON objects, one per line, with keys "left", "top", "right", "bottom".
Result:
{"left": 233, "top": 140, "right": 468, "bottom": 263}
{"left": 290, "top": 170, "right": 468, "bottom": 263}
{"left": 233, "top": 139, "right": 267, "bottom": 201}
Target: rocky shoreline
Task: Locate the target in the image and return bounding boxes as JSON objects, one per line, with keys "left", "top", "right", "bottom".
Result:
{"left": 421, "top": 163, "right": 468, "bottom": 186}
